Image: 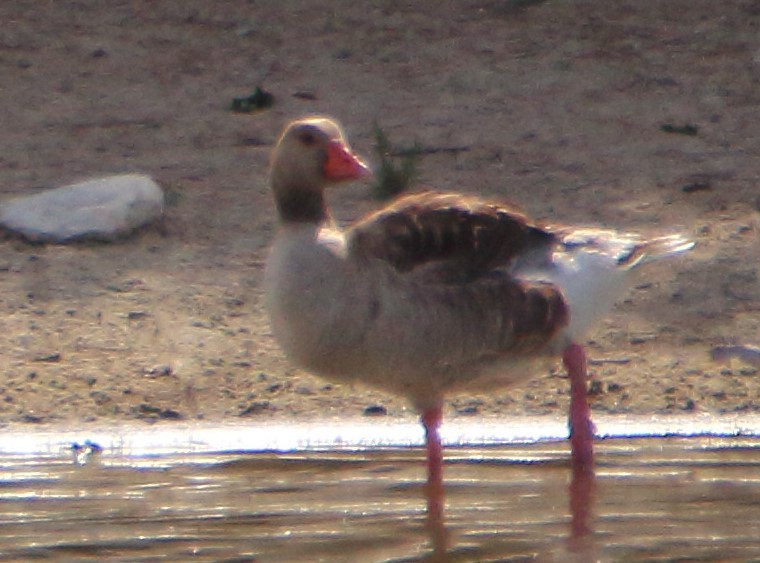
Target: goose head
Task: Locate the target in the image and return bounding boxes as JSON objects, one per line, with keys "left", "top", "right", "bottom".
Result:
{"left": 270, "top": 117, "right": 370, "bottom": 223}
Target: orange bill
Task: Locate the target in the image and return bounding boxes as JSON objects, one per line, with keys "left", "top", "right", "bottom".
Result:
{"left": 324, "top": 140, "right": 372, "bottom": 181}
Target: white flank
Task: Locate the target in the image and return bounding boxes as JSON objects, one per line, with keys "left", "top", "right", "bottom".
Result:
{"left": 517, "top": 231, "right": 694, "bottom": 344}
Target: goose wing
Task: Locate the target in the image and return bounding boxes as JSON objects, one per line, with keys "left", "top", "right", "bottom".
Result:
{"left": 346, "top": 191, "right": 556, "bottom": 282}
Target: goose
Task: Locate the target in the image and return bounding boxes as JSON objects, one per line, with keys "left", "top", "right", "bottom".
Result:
{"left": 263, "top": 116, "right": 694, "bottom": 501}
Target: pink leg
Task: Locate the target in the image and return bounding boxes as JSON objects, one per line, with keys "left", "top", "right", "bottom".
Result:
{"left": 563, "top": 342, "right": 595, "bottom": 473}
{"left": 421, "top": 406, "right": 444, "bottom": 521}
{"left": 421, "top": 406, "right": 448, "bottom": 555}
{"left": 563, "top": 342, "right": 596, "bottom": 543}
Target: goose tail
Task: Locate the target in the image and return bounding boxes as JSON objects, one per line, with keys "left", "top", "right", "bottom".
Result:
{"left": 628, "top": 235, "right": 695, "bottom": 268}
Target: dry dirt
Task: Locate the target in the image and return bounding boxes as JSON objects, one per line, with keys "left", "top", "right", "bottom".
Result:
{"left": 0, "top": 1, "right": 757, "bottom": 429}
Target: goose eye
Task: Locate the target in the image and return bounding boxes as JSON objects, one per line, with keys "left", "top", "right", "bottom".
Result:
{"left": 298, "top": 130, "right": 317, "bottom": 146}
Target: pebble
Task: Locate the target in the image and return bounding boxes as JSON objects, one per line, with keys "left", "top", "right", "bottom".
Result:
{"left": 21, "top": 413, "right": 44, "bottom": 423}
{"left": 158, "top": 409, "right": 182, "bottom": 420}
{"left": 363, "top": 404, "right": 387, "bottom": 417}
{"left": 239, "top": 401, "right": 272, "bottom": 417}
{"left": 0, "top": 174, "right": 164, "bottom": 242}
{"left": 90, "top": 391, "right": 111, "bottom": 406}
{"left": 135, "top": 403, "right": 182, "bottom": 420}
{"left": 143, "top": 365, "right": 174, "bottom": 378}
{"left": 71, "top": 440, "right": 103, "bottom": 465}
{"left": 587, "top": 380, "right": 604, "bottom": 396}
{"left": 681, "top": 398, "right": 697, "bottom": 411}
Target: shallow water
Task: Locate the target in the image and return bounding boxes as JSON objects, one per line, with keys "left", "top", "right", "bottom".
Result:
{"left": 1, "top": 415, "right": 759, "bottom": 562}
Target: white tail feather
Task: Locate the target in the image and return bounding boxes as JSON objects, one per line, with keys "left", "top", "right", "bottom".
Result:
{"left": 631, "top": 235, "right": 695, "bottom": 267}
{"left": 516, "top": 230, "right": 694, "bottom": 345}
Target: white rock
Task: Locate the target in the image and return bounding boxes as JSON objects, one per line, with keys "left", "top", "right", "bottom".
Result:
{"left": 0, "top": 174, "right": 164, "bottom": 242}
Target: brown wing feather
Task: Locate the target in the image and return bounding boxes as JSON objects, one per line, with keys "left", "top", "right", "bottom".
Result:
{"left": 347, "top": 191, "right": 555, "bottom": 282}
{"left": 451, "top": 276, "right": 570, "bottom": 354}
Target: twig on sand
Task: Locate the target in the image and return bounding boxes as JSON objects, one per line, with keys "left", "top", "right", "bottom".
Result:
{"left": 391, "top": 145, "right": 471, "bottom": 157}
{"left": 711, "top": 345, "right": 760, "bottom": 367}
{"left": 588, "top": 357, "right": 631, "bottom": 366}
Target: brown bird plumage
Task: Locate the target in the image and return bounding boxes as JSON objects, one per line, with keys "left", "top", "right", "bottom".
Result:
{"left": 263, "top": 115, "right": 694, "bottom": 520}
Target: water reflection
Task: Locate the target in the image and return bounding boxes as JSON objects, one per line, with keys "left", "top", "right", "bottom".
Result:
{"left": 424, "top": 444, "right": 595, "bottom": 560}
{"left": 0, "top": 421, "right": 758, "bottom": 560}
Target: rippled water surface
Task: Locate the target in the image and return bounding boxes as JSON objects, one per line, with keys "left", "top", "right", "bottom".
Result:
{"left": 1, "top": 415, "right": 759, "bottom": 561}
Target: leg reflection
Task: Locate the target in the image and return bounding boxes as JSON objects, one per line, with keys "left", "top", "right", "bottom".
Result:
{"left": 422, "top": 407, "right": 449, "bottom": 558}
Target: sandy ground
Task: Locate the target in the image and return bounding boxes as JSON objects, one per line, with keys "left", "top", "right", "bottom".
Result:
{"left": 0, "top": 0, "right": 757, "bottom": 429}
